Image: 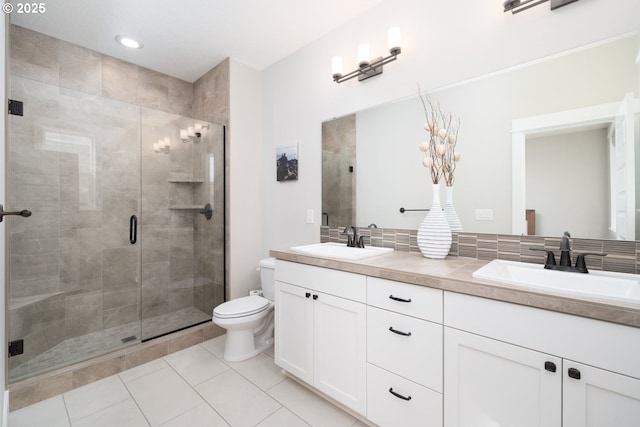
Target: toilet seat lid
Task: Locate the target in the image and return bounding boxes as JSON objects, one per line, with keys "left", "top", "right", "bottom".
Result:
{"left": 213, "top": 296, "right": 270, "bottom": 319}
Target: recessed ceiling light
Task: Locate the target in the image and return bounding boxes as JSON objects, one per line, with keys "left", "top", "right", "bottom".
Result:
{"left": 115, "top": 35, "right": 143, "bottom": 49}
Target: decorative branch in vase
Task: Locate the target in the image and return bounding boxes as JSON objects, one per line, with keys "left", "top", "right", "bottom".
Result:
{"left": 415, "top": 88, "right": 463, "bottom": 258}
{"left": 418, "top": 90, "right": 461, "bottom": 186}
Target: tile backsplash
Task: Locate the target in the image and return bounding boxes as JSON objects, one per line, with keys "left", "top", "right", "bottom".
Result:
{"left": 321, "top": 226, "right": 640, "bottom": 275}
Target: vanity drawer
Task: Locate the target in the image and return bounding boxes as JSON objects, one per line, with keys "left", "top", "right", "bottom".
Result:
{"left": 275, "top": 260, "right": 366, "bottom": 302}
{"left": 367, "top": 306, "right": 442, "bottom": 391}
{"left": 367, "top": 363, "right": 442, "bottom": 427}
{"left": 367, "top": 277, "right": 442, "bottom": 322}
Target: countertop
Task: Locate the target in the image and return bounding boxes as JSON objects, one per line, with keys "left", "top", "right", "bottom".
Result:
{"left": 269, "top": 249, "right": 640, "bottom": 329}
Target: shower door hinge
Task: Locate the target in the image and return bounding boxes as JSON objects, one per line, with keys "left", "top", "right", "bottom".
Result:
{"left": 8, "top": 339, "right": 24, "bottom": 357}
{"left": 8, "top": 99, "right": 24, "bottom": 116}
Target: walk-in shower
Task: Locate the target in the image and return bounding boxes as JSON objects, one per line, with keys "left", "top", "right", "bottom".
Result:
{"left": 6, "top": 25, "right": 226, "bottom": 383}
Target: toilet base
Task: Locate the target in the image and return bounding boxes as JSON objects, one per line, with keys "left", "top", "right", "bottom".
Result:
{"left": 223, "top": 328, "right": 274, "bottom": 362}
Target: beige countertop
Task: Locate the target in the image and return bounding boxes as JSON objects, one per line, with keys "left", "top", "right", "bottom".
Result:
{"left": 270, "top": 249, "right": 640, "bottom": 329}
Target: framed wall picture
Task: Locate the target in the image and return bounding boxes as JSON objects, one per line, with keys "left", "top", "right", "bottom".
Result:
{"left": 276, "top": 143, "right": 298, "bottom": 181}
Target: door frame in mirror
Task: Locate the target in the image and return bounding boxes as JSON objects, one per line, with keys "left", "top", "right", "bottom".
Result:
{"left": 511, "top": 98, "right": 638, "bottom": 235}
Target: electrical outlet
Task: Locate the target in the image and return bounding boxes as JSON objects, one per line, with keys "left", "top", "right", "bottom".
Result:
{"left": 475, "top": 209, "right": 493, "bottom": 221}
{"left": 306, "top": 209, "right": 314, "bottom": 224}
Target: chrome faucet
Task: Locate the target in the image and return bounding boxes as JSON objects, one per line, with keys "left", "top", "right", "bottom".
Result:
{"left": 530, "top": 231, "right": 607, "bottom": 273}
{"left": 342, "top": 225, "right": 365, "bottom": 248}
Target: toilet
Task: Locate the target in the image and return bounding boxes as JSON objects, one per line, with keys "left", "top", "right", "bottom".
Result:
{"left": 212, "top": 257, "right": 276, "bottom": 362}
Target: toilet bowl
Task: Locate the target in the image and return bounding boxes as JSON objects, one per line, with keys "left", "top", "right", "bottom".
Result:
{"left": 212, "top": 257, "right": 276, "bottom": 362}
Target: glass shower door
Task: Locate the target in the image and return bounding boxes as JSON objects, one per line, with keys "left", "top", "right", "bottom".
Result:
{"left": 7, "top": 77, "right": 142, "bottom": 382}
{"left": 7, "top": 79, "right": 226, "bottom": 382}
{"left": 140, "top": 109, "right": 225, "bottom": 340}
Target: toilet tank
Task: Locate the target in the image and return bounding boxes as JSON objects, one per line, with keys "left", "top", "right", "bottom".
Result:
{"left": 259, "top": 257, "right": 276, "bottom": 301}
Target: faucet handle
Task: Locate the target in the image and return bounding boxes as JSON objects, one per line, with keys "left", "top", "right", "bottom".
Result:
{"left": 529, "top": 248, "right": 557, "bottom": 268}
{"left": 574, "top": 252, "right": 607, "bottom": 273}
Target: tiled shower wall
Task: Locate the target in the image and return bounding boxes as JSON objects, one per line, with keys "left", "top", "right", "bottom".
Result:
{"left": 321, "top": 226, "right": 640, "bottom": 275}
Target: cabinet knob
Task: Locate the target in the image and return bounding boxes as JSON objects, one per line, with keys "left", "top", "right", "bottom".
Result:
{"left": 388, "top": 387, "right": 412, "bottom": 401}
{"left": 389, "top": 294, "right": 412, "bottom": 303}
{"left": 544, "top": 361, "right": 557, "bottom": 373}
{"left": 313, "top": 294, "right": 318, "bottom": 300}
{"left": 568, "top": 367, "right": 581, "bottom": 380}
{"left": 305, "top": 292, "right": 311, "bottom": 298}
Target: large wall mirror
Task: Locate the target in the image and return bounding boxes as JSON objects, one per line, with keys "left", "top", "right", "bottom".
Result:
{"left": 322, "top": 32, "right": 640, "bottom": 241}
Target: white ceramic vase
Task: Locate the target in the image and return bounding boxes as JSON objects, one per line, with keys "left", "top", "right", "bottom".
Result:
{"left": 443, "top": 185, "right": 463, "bottom": 233}
{"left": 417, "top": 183, "right": 452, "bottom": 259}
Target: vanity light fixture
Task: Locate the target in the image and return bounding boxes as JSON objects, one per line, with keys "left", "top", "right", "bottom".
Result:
{"left": 115, "top": 35, "right": 143, "bottom": 49}
{"left": 180, "top": 123, "right": 210, "bottom": 143}
{"left": 332, "top": 27, "right": 402, "bottom": 84}
{"left": 503, "top": 0, "right": 579, "bottom": 14}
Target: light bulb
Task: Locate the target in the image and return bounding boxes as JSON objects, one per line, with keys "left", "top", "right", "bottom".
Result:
{"left": 115, "top": 35, "right": 143, "bottom": 49}
{"left": 357, "top": 43, "right": 370, "bottom": 68}
{"left": 331, "top": 56, "right": 343, "bottom": 77}
{"left": 388, "top": 27, "right": 402, "bottom": 55}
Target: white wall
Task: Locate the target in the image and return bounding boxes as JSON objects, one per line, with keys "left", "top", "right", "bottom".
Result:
{"left": 229, "top": 59, "right": 263, "bottom": 298}
{"left": 1, "top": 14, "right": 7, "bottom": 426}
{"left": 260, "top": 0, "right": 640, "bottom": 254}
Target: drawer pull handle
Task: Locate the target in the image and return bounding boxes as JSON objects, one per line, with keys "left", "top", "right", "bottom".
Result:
{"left": 388, "top": 326, "right": 412, "bottom": 336}
{"left": 389, "top": 295, "right": 412, "bottom": 303}
{"left": 544, "top": 361, "right": 557, "bottom": 373}
{"left": 389, "top": 387, "right": 412, "bottom": 401}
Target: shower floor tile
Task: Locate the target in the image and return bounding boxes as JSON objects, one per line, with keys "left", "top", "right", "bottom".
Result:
{"left": 9, "top": 307, "right": 211, "bottom": 382}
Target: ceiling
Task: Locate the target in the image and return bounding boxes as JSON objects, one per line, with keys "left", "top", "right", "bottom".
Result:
{"left": 10, "top": 0, "right": 386, "bottom": 82}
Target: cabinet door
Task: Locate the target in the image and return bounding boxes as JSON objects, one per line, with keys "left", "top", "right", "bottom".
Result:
{"left": 274, "top": 281, "right": 314, "bottom": 384}
{"left": 313, "top": 291, "right": 367, "bottom": 415}
{"left": 444, "top": 327, "right": 561, "bottom": 427}
{"left": 563, "top": 360, "right": 640, "bottom": 427}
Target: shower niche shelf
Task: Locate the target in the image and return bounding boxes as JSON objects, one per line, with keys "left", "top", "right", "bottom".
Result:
{"left": 168, "top": 178, "right": 204, "bottom": 184}
{"left": 168, "top": 205, "right": 206, "bottom": 210}
{"left": 168, "top": 173, "right": 204, "bottom": 183}
{"left": 168, "top": 203, "right": 213, "bottom": 219}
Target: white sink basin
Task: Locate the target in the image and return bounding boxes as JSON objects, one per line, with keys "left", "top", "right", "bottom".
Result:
{"left": 290, "top": 242, "right": 393, "bottom": 260}
{"left": 473, "top": 260, "right": 640, "bottom": 304}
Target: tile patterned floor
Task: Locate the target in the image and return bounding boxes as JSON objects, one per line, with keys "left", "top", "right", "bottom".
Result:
{"left": 9, "top": 335, "right": 370, "bottom": 427}
{"left": 10, "top": 308, "right": 212, "bottom": 382}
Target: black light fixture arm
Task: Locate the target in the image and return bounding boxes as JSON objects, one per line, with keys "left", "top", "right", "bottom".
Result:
{"left": 504, "top": 0, "right": 580, "bottom": 14}
{"left": 333, "top": 48, "right": 401, "bottom": 84}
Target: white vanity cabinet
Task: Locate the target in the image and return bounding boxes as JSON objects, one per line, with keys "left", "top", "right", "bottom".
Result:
{"left": 366, "top": 277, "right": 443, "bottom": 427}
{"left": 274, "top": 261, "right": 367, "bottom": 415}
{"left": 445, "top": 327, "right": 562, "bottom": 426}
{"left": 562, "top": 360, "right": 640, "bottom": 426}
{"left": 444, "top": 291, "right": 640, "bottom": 427}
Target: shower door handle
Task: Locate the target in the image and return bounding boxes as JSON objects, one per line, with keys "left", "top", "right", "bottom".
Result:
{"left": 0, "top": 204, "right": 32, "bottom": 222}
{"left": 129, "top": 215, "right": 137, "bottom": 244}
